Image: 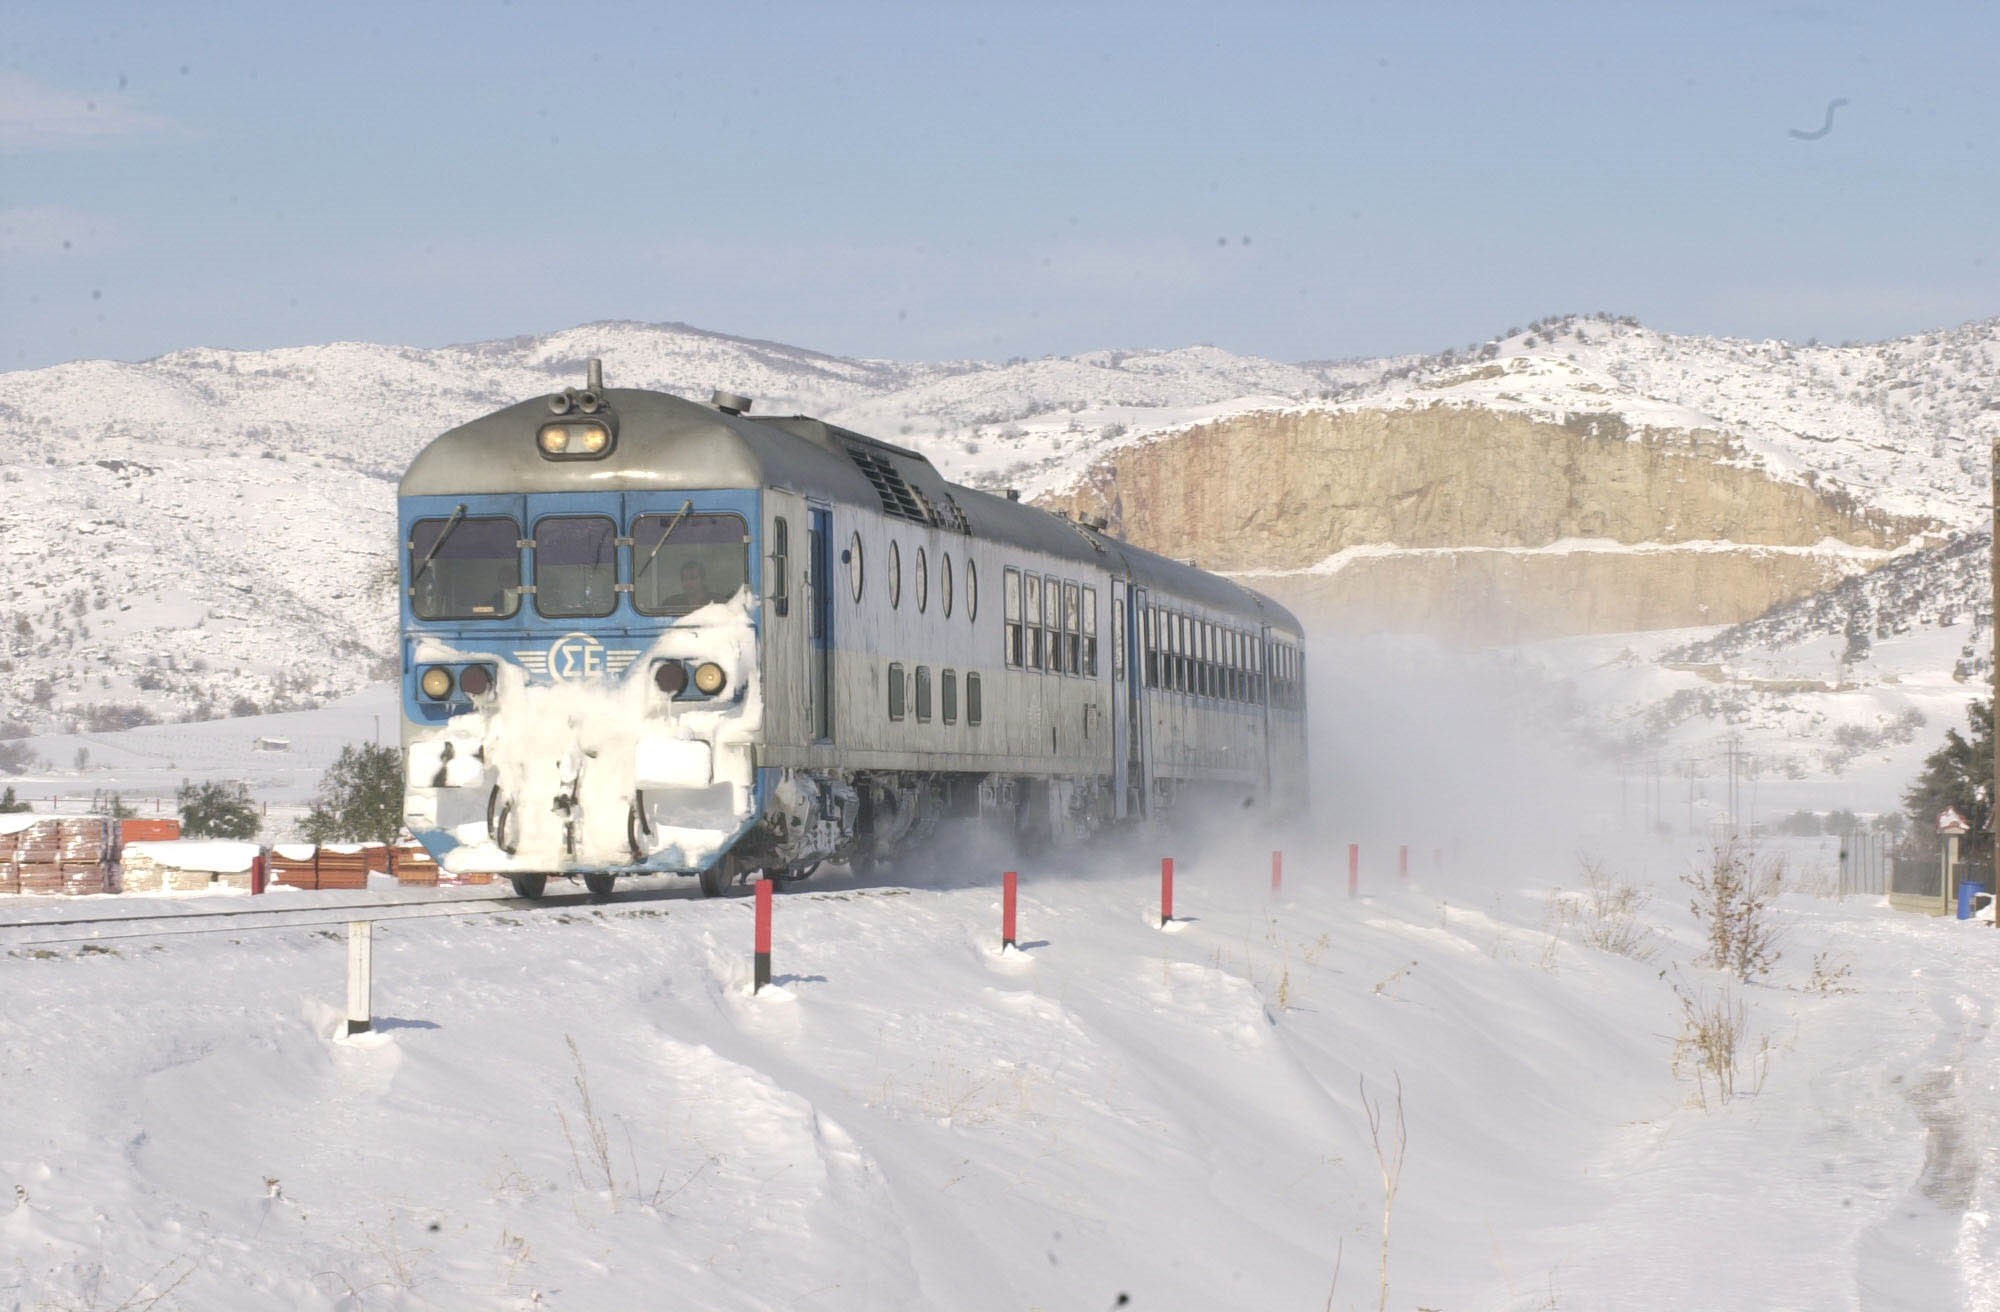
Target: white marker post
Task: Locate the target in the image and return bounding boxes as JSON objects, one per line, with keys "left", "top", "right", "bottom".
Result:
{"left": 346, "top": 920, "right": 373, "bottom": 1037}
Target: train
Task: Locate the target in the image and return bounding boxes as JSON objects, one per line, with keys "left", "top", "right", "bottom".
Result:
{"left": 397, "top": 360, "right": 1307, "bottom": 898}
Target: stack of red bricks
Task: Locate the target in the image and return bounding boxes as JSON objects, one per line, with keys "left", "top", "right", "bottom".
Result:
{"left": 60, "top": 819, "right": 113, "bottom": 894}
{"left": 267, "top": 845, "right": 321, "bottom": 890}
{"left": 315, "top": 846, "right": 371, "bottom": 891}
{"left": 0, "top": 818, "right": 113, "bottom": 895}
{"left": 0, "top": 827, "right": 20, "bottom": 894}
{"left": 391, "top": 844, "right": 441, "bottom": 885}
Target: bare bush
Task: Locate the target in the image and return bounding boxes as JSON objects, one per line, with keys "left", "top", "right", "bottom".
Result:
{"left": 1684, "top": 841, "right": 1784, "bottom": 982}
{"left": 1670, "top": 974, "right": 1769, "bottom": 1107}
{"left": 1550, "top": 856, "right": 1659, "bottom": 962}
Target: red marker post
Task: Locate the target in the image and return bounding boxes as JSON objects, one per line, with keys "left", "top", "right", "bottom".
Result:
{"left": 1270, "top": 850, "right": 1283, "bottom": 896}
{"left": 1398, "top": 845, "right": 1410, "bottom": 884}
{"left": 1348, "top": 844, "right": 1360, "bottom": 899}
{"left": 1002, "top": 870, "right": 1019, "bottom": 950}
{"left": 1160, "top": 856, "right": 1175, "bottom": 927}
{"left": 754, "top": 878, "right": 774, "bottom": 992}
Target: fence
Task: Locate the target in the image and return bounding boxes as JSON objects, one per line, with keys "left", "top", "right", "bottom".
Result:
{"left": 1889, "top": 854, "right": 1950, "bottom": 914}
{"left": 1836, "top": 829, "right": 1890, "bottom": 897}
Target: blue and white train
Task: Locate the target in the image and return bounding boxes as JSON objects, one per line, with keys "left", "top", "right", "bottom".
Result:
{"left": 398, "top": 361, "right": 1307, "bottom": 898}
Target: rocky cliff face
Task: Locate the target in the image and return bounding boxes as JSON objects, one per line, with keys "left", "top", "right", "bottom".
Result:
{"left": 1039, "top": 407, "right": 1933, "bottom": 641}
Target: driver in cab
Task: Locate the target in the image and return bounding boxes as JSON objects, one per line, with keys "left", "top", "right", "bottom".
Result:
{"left": 669, "top": 560, "right": 720, "bottom": 612}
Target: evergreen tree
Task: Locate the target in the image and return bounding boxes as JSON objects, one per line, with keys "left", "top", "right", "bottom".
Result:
{"left": 300, "top": 743, "right": 403, "bottom": 846}
{"left": 0, "top": 786, "right": 30, "bottom": 814}
{"left": 177, "top": 780, "right": 261, "bottom": 840}
{"left": 1902, "top": 697, "right": 1992, "bottom": 860}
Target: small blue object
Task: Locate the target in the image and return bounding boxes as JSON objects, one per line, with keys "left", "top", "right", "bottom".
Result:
{"left": 1958, "top": 882, "right": 1986, "bottom": 920}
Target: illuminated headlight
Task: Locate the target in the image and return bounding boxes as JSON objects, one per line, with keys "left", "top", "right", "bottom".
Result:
{"left": 653, "top": 660, "right": 688, "bottom": 695}
{"left": 419, "top": 666, "right": 454, "bottom": 700}
{"left": 537, "top": 420, "right": 613, "bottom": 458}
{"left": 693, "top": 662, "right": 727, "bottom": 695}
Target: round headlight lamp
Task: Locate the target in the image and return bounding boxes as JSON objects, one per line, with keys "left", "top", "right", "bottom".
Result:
{"left": 459, "top": 664, "right": 494, "bottom": 697}
{"left": 538, "top": 425, "right": 570, "bottom": 454}
{"left": 419, "top": 666, "right": 454, "bottom": 700}
{"left": 693, "top": 662, "right": 727, "bottom": 696}
{"left": 579, "top": 425, "right": 609, "bottom": 453}
{"left": 653, "top": 660, "right": 688, "bottom": 695}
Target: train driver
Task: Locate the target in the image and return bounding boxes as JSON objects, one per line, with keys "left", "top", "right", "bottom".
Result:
{"left": 670, "top": 560, "right": 719, "bottom": 611}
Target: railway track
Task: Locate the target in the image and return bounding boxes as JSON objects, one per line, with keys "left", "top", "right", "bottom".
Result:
{"left": 0, "top": 876, "right": 706, "bottom": 949}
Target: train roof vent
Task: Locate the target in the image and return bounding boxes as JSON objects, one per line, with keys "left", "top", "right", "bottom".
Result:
{"left": 839, "top": 444, "right": 922, "bottom": 521}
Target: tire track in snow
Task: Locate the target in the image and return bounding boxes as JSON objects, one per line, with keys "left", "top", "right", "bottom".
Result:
{"left": 1857, "top": 978, "right": 1991, "bottom": 1310}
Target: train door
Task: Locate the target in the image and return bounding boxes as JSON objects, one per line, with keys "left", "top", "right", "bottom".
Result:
{"left": 1124, "top": 583, "right": 1152, "bottom": 818}
{"left": 1258, "top": 624, "right": 1275, "bottom": 797}
{"left": 807, "top": 505, "right": 833, "bottom": 742}
{"left": 1110, "top": 580, "right": 1131, "bottom": 818}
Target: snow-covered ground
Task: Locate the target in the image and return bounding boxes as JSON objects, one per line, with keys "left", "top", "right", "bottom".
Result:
{"left": 3, "top": 817, "right": 1994, "bottom": 1308}
{"left": 4, "top": 629, "right": 1997, "bottom": 1309}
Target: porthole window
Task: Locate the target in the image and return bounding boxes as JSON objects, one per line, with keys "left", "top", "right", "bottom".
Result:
{"left": 888, "top": 540, "right": 902, "bottom": 609}
{"left": 966, "top": 559, "right": 978, "bottom": 622}
{"left": 915, "top": 546, "right": 929, "bottom": 613}
{"left": 940, "top": 553, "right": 954, "bottom": 618}
{"left": 847, "top": 530, "right": 864, "bottom": 602}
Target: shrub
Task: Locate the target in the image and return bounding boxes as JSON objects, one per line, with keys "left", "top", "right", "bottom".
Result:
{"left": 1684, "top": 840, "right": 1784, "bottom": 982}
{"left": 1551, "top": 856, "right": 1659, "bottom": 961}
{"left": 178, "top": 779, "right": 260, "bottom": 840}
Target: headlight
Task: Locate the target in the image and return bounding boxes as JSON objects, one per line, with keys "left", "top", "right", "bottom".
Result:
{"left": 653, "top": 660, "right": 688, "bottom": 695}
{"left": 459, "top": 664, "right": 494, "bottom": 697}
{"left": 537, "top": 420, "right": 613, "bottom": 458}
{"left": 419, "top": 666, "right": 454, "bottom": 700}
{"left": 693, "top": 662, "right": 727, "bottom": 695}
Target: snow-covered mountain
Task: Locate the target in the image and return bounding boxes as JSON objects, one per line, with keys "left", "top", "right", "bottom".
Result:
{"left": 0, "top": 315, "right": 1994, "bottom": 737}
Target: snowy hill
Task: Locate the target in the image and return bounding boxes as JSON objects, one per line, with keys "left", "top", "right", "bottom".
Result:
{"left": 1, "top": 315, "right": 1995, "bottom": 736}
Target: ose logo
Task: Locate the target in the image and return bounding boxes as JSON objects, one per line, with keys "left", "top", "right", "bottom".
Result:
{"left": 548, "top": 632, "right": 606, "bottom": 682}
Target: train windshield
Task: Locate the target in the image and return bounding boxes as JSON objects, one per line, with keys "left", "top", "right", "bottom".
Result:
{"left": 410, "top": 515, "right": 521, "bottom": 620}
{"left": 534, "top": 515, "right": 616, "bottom": 618}
{"left": 632, "top": 512, "right": 750, "bottom": 615}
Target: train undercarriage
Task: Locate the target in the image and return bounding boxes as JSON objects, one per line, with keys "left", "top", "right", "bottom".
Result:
{"left": 502, "top": 767, "right": 1127, "bottom": 900}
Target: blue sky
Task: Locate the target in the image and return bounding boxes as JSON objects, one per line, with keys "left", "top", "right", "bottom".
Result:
{"left": 2, "top": 0, "right": 1994, "bottom": 369}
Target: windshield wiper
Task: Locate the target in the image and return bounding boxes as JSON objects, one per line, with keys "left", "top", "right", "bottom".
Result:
{"left": 412, "top": 503, "right": 467, "bottom": 584}
{"left": 634, "top": 499, "right": 696, "bottom": 582}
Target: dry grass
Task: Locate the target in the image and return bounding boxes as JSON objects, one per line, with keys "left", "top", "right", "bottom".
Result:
{"left": 1669, "top": 974, "right": 1770, "bottom": 1107}
{"left": 1360, "top": 1074, "right": 1407, "bottom": 1312}
{"left": 1549, "top": 856, "right": 1660, "bottom": 962}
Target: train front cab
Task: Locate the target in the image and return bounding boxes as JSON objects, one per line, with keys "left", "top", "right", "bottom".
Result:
{"left": 399, "top": 484, "right": 773, "bottom": 894}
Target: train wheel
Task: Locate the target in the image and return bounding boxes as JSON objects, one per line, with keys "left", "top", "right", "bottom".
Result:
{"left": 510, "top": 872, "right": 548, "bottom": 899}
{"left": 583, "top": 871, "right": 617, "bottom": 897}
{"left": 698, "top": 863, "right": 729, "bottom": 897}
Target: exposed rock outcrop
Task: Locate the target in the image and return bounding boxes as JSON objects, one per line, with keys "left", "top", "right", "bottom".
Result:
{"left": 1038, "top": 407, "right": 1935, "bottom": 639}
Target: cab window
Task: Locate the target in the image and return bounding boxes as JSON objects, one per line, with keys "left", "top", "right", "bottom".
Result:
{"left": 632, "top": 512, "right": 749, "bottom": 616}
{"left": 410, "top": 514, "right": 521, "bottom": 620}
{"left": 534, "top": 516, "right": 617, "bottom": 619}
